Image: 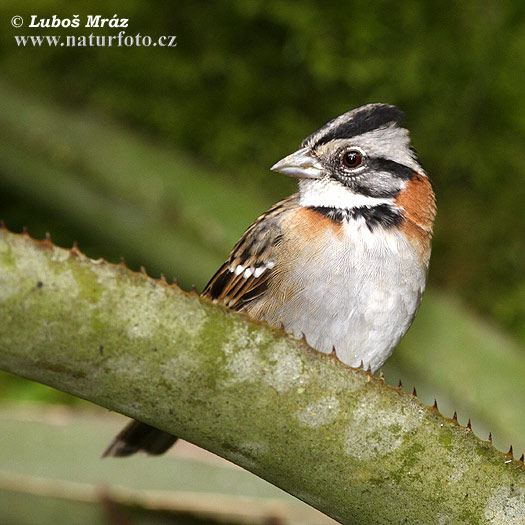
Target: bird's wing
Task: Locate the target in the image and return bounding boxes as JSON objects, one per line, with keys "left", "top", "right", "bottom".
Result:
{"left": 202, "top": 195, "right": 297, "bottom": 311}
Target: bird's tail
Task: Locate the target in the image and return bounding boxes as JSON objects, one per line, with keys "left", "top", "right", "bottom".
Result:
{"left": 102, "top": 420, "right": 178, "bottom": 457}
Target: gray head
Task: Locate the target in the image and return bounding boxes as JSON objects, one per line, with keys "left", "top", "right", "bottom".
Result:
{"left": 271, "top": 104, "right": 424, "bottom": 209}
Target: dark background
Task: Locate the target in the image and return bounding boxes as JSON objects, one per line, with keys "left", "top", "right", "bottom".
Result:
{"left": 2, "top": 1, "right": 524, "bottom": 339}
{"left": 0, "top": 1, "right": 524, "bottom": 522}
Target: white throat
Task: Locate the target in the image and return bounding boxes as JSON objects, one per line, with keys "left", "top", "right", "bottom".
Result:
{"left": 298, "top": 177, "right": 395, "bottom": 209}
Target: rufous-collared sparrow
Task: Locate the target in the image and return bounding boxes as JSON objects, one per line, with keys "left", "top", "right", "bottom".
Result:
{"left": 103, "top": 103, "right": 436, "bottom": 457}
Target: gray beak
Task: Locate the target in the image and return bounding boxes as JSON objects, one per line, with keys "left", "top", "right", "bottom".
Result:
{"left": 270, "top": 147, "right": 325, "bottom": 179}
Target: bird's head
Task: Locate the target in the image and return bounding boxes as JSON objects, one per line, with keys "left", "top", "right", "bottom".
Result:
{"left": 271, "top": 104, "right": 426, "bottom": 209}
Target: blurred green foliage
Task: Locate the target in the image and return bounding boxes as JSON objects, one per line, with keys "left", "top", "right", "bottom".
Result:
{"left": 0, "top": 3, "right": 524, "bottom": 511}
{"left": 0, "top": 410, "right": 330, "bottom": 525}
{"left": 0, "top": 2, "right": 523, "bottom": 338}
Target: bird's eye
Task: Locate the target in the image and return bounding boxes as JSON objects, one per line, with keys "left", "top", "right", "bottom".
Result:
{"left": 343, "top": 150, "right": 363, "bottom": 168}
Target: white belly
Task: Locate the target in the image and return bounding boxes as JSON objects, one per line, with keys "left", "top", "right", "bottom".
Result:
{"left": 263, "top": 220, "right": 427, "bottom": 372}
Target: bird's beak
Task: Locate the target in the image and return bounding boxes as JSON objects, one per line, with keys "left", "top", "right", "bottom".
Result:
{"left": 270, "top": 147, "right": 324, "bottom": 179}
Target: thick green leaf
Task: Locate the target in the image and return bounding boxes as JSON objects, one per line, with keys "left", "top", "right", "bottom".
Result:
{"left": 0, "top": 229, "right": 523, "bottom": 524}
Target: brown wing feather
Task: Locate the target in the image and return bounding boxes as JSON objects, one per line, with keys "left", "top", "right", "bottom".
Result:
{"left": 202, "top": 262, "right": 273, "bottom": 310}
{"left": 201, "top": 195, "right": 297, "bottom": 311}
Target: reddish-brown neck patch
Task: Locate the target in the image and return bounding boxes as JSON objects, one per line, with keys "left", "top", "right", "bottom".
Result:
{"left": 287, "top": 207, "right": 344, "bottom": 241}
{"left": 395, "top": 173, "right": 436, "bottom": 264}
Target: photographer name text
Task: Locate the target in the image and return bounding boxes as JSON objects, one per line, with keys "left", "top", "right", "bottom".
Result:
{"left": 28, "top": 15, "right": 129, "bottom": 29}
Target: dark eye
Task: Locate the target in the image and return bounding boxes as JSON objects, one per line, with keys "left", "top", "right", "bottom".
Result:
{"left": 343, "top": 150, "right": 363, "bottom": 168}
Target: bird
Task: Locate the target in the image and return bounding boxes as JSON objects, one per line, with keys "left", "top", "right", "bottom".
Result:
{"left": 103, "top": 103, "right": 436, "bottom": 458}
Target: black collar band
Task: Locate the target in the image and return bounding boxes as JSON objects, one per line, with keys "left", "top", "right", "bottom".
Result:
{"left": 308, "top": 204, "right": 403, "bottom": 230}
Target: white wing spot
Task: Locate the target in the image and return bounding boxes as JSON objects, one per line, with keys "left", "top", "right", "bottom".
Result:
{"left": 230, "top": 262, "right": 274, "bottom": 279}
{"left": 253, "top": 267, "right": 266, "bottom": 278}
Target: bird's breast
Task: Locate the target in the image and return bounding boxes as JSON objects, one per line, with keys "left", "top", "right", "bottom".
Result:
{"left": 246, "top": 206, "right": 428, "bottom": 372}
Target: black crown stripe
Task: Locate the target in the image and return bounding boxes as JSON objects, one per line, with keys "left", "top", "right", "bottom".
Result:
{"left": 304, "top": 105, "right": 405, "bottom": 148}
{"left": 367, "top": 158, "right": 413, "bottom": 180}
